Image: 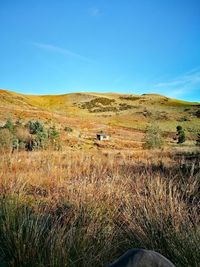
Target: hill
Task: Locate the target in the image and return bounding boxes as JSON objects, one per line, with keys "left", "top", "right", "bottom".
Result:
{"left": 0, "top": 89, "right": 199, "bottom": 149}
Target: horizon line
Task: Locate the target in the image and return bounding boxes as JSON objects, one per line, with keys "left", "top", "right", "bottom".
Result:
{"left": 0, "top": 88, "right": 199, "bottom": 103}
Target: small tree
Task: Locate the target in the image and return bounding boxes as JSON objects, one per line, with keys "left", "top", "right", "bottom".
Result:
{"left": 176, "top": 125, "right": 182, "bottom": 132}
{"left": 176, "top": 125, "right": 186, "bottom": 144}
{"left": 26, "top": 120, "right": 48, "bottom": 150}
{"left": 196, "top": 133, "right": 200, "bottom": 146}
{"left": 143, "top": 123, "right": 164, "bottom": 149}
{"left": 27, "top": 120, "right": 44, "bottom": 134}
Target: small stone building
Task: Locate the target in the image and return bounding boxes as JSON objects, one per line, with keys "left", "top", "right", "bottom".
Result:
{"left": 96, "top": 133, "right": 110, "bottom": 141}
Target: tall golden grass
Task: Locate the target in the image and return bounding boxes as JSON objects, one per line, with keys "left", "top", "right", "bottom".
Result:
{"left": 0, "top": 149, "right": 199, "bottom": 266}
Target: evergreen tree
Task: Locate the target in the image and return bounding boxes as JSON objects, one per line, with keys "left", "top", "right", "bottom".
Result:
{"left": 26, "top": 120, "right": 48, "bottom": 149}
{"left": 176, "top": 125, "right": 186, "bottom": 144}
{"left": 27, "top": 120, "right": 44, "bottom": 134}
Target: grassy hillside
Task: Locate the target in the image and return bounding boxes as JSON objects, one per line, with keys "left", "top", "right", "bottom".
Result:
{"left": 0, "top": 89, "right": 199, "bottom": 148}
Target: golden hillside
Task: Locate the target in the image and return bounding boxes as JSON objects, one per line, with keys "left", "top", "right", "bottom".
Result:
{"left": 1, "top": 89, "right": 199, "bottom": 131}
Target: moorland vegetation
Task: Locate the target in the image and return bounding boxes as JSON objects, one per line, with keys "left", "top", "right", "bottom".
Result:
{"left": 0, "top": 149, "right": 199, "bottom": 267}
{"left": 0, "top": 90, "right": 199, "bottom": 267}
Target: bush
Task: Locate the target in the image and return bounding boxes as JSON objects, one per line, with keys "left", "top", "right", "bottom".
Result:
{"left": 48, "top": 126, "right": 61, "bottom": 150}
{"left": 4, "top": 118, "right": 14, "bottom": 133}
{"left": 35, "top": 130, "right": 48, "bottom": 149}
{"left": 27, "top": 120, "right": 44, "bottom": 134}
{"left": 176, "top": 125, "right": 186, "bottom": 144}
{"left": 143, "top": 124, "right": 164, "bottom": 149}
{"left": 48, "top": 126, "right": 59, "bottom": 140}
{"left": 177, "top": 131, "right": 186, "bottom": 144}
{"left": 81, "top": 97, "right": 115, "bottom": 111}
{"left": 26, "top": 121, "right": 48, "bottom": 150}
{"left": 176, "top": 125, "right": 183, "bottom": 132}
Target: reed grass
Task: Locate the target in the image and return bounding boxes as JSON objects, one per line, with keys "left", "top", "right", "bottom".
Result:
{"left": 0, "top": 149, "right": 199, "bottom": 266}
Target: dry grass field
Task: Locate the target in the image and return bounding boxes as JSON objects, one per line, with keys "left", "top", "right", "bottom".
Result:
{"left": 0, "top": 148, "right": 199, "bottom": 267}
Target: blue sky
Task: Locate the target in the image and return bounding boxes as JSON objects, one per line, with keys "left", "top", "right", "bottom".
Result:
{"left": 0, "top": 0, "right": 200, "bottom": 101}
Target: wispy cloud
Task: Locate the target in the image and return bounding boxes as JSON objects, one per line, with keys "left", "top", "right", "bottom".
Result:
{"left": 89, "top": 7, "right": 101, "bottom": 17}
{"left": 31, "top": 42, "right": 91, "bottom": 62}
{"left": 152, "top": 68, "right": 200, "bottom": 99}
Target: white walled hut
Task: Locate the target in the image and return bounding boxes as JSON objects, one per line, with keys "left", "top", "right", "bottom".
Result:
{"left": 96, "top": 133, "right": 110, "bottom": 141}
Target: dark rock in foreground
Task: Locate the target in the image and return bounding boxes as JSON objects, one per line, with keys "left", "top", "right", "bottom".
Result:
{"left": 108, "top": 248, "right": 176, "bottom": 267}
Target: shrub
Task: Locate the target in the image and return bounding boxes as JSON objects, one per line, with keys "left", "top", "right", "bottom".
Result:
{"left": 143, "top": 124, "right": 164, "bottom": 149}
{"left": 178, "top": 132, "right": 186, "bottom": 144}
{"left": 27, "top": 120, "right": 44, "bottom": 134}
{"left": 48, "top": 126, "right": 59, "bottom": 140}
{"left": 26, "top": 121, "right": 48, "bottom": 150}
{"left": 176, "top": 125, "right": 183, "bottom": 132}
{"left": 48, "top": 126, "right": 61, "bottom": 150}
{"left": 35, "top": 130, "right": 48, "bottom": 149}
{"left": 81, "top": 97, "right": 115, "bottom": 111}
{"left": 4, "top": 118, "right": 14, "bottom": 133}
{"left": 176, "top": 125, "right": 186, "bottom": 144}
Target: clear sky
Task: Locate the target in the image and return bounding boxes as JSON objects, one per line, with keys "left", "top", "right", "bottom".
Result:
{"left": 0, "top": 0, "right": 200, "bottom": 101}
